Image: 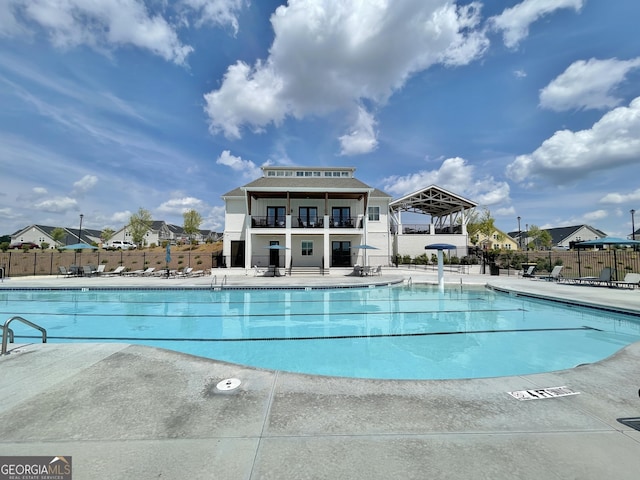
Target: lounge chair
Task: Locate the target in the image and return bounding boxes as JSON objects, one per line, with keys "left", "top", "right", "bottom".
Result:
{"left": 610, "top": 273, "right": 640, "bottom": 289}
{"left": 176, "top": 267, "right": 193, "bottom": 277}
{"left": 105, "top": 266, "right": 126, "bottom": 276}
{"left": 57, "top": 266, "right": 74, "bottom": 277}
{"left": 372, "top": 265, "right": 382, "bottom": 276}
{"left": 564, "top": 267, "right": 612, "bottom": 286}
{"left": 253, "top": 265, "right": 267, "bottom": 276}
{"left": 522, "top": 265, "right": 535, "bottom": 277}
{"left": 82, "top": 265, "right": 97, "bottom": 276}
{"left": 535, "top": 265, "right": 563, "bottom": 281}
{"left": 95, "top": 264, "right": 106, "bottom": 276}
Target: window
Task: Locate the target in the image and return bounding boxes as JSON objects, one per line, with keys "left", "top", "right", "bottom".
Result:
{"left": 267, "top": 206, "right": 286, "bottom": 227}
{"left": 367, "top": 206, "right": 380, "bottom": 221}
{"left": 298, "top": 207, "right": 318, "bottom": 226}
{"left": 332, "top": 207, "right": 351, "bottom": 226}
{"left": 302, "top": 241, "right": 313, "bottom": 256}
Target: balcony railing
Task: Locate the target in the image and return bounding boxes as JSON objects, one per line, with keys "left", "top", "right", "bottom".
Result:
{"left": 251, "top": 216, "right": 363, "bottom": 228}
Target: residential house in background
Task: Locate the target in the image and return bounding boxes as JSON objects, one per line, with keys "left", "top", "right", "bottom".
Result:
{"left": 470, "top": 228, "right": 518, "bottom": 251}
{"left": 508, "top": 224, "right": 606, "bottom": 250}
{"left": 10, "top": 224, "right": 101, "bottom": 249}
{"left": 10, "top": 222, "right": 221, "bottom": 249}
{"left": 107, "top": 220, "right": 221, "bottom": 247}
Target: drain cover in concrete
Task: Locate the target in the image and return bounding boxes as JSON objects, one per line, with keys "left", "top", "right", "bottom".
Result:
{"left": 216, "top": 378, "right": 241, "bottom": 391}
{"left": 508, "top": 386, "right": 579, "bottom": 401}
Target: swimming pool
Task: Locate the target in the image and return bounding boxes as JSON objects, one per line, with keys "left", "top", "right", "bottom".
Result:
{"left": 2, "top": 285, "right": 640, "bottom": 379}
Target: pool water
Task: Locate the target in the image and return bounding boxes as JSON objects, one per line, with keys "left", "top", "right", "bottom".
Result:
{"left": 2, "top": 285, "right": 640, "bottom": 379}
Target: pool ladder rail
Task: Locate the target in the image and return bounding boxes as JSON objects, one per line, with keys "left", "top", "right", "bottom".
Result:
{"left": 1, "top": 316, "right": 47, "bottom": 355}
{"left": 210, "top": 274, "right": 228, "bottom": 290}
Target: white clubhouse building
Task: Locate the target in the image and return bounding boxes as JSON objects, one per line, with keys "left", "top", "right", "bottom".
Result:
{"left": 221, "top": 166, "right": 476, "bottom": 273}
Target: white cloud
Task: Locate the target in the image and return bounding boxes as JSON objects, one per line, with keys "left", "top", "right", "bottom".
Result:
{"left": 32, "top": 187, "right": 48, "bottom": 196}
{"left": 181, "top": 0, "right": 246, "bottom": 34}
{"left": 2, "top": 0, "right": 193, "bottom": 65}
{"left": 540, "top": 58, "right": 640, "bottom": 111}
{"left": 204, "top": 0, "right": 489, "bottom": 150}
{"left": 339, "top": 106, "right": 378, "bottom": 156}
{"left": 490, "top": 0, "right": 583, "bottom": 48}
{"left": 72, "top": 174, "right": 98, "bottom": 195}
{"left": 111, "top": 210, "right": 132, "bottom": 225}
{"left": 600, "top": 188, "right": 640, "bottom": 204}
{"left": 215, "top": 150, "right": 263, "bottom": 179}
{"left": 582, "top": 209, "right": 608, "bottom": 221}
{"left": 507, "top": 96, "right": 640, "bottom": 184}
{"left": 34, "top": 196, "right": 77, "bottom": 213}
{"left": 157, "top": 197, "right": 206, "bottom": 214}
{"left": 382, "top": 157, "right": 511, "bottom": 207}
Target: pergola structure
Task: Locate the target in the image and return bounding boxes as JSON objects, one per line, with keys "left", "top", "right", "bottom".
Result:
{"left": 389, "top": 185, "right": 477, "bottom": 233}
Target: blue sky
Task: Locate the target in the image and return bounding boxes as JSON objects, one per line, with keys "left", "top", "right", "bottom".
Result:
{"left": 1, "top": 0, "right": 639, "bottom": 238}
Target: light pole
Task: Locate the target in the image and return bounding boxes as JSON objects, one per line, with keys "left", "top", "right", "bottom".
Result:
{"left": 78, "top": 213, "right": 84, "bottom": 243}
{"left": 517, "top": 216, "right": 521, "bottom": 250}
{"left": 76, "top": 213, "right": 84, "bottom": 266}
{"left": 631, "top": 209, "right": 636, "bottom": 240}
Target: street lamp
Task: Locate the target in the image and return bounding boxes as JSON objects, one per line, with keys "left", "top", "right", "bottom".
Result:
{"left": 78, "top": 213, "right": 84, "bottom": 243}
{"left": 631, "top": 209, "right": 636, "bottom": 240}
{"left": 517, "top": 216, "right": 521, "bottom": 250}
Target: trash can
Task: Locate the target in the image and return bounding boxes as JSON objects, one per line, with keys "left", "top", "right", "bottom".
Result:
{"left": 490, "top": 263, "right": 500, "bottom": 276}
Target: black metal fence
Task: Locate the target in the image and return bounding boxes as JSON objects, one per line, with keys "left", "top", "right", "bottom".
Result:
{"left": 0, "top": 250, "right": 226, "bottom": 278}
{"left": 494, "top": 249, "right": 640, "bottom": 281}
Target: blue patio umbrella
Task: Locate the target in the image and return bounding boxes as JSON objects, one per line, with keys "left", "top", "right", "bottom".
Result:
{"left": 60, "top": 243, "right": 97, "bottom": 250}
{"left": 425, "top": 243, "right": 457, "bottom": 290}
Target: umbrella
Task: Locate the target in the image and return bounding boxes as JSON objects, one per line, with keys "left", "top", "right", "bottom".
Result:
{"left": 425, "top": 244, "right": 457, "bottom": 291}
{"left": 263, "top": 245, "right": 289, "bottom": 250}
{"left": 352, "top": 244, "right": 379, "bottom": 267}
{"left": 60, "top": 243, "right": 98, "bottom": 250}
{"left": 165, "top": 243, "right": 172, "bottom": 277}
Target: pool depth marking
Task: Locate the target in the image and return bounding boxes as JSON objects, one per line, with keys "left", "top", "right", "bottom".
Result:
{"left": 15, "top": 325, "right": 601, "bottom": 343}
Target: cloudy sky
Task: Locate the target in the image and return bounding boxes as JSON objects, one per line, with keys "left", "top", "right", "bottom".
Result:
{"left": 1, "top": 0, "right": 639, "bottom": 238}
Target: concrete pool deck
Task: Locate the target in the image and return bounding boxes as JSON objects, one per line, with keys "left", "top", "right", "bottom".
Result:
{"left": 1, "top": 269, "right": 640, "bottom": 479}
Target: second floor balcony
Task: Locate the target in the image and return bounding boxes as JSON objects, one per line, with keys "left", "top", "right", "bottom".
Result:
{"left": 250, "top": 215, "right": 363, "bottom": 229}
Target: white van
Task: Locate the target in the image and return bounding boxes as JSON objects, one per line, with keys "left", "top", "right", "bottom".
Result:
{"left": 106, "top": 241, "right": 136, "bottom": 250}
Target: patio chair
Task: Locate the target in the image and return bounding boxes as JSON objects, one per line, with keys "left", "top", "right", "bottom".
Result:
{"left": 253, "top": 265, "right": 267, "bottom": 276}
{"left": 373, "top": 265, "right": 382, "bottom": 276}
{"left": 609, "top": 273, "right": 640, "bottom": 289}
{"left": 95, "top": 264, "right": 106, "bottom": 276}
{"left": 565, "top": 267, "right": 613, "bottom": 286}
{"left": 535, "top": 265, "right": 563, "bottom": 281}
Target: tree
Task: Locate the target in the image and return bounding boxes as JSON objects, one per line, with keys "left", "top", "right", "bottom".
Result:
{"left": 183, "top": 209, "right": 203, "bottom": 248}
{"left": 128, "top": 208, "right": 153, "bottom": 247}
{"left": 467, "top": 208, "right": 503, "bottom": 249}
{"left": 101, "top": 227, "right": 115, "bottom": 245}
{"left": 528, "top": 225, "right": 553, "bottom": 250}
{"left": 51, "top": 227, "right": 66, "bottom": 248}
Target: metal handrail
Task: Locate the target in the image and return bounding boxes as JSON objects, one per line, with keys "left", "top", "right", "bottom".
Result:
{"left": 2, "top": 316, "right": 47, "bottom": 355}
{"left": 0, "top": 325, "right": 14, "bottom": 343}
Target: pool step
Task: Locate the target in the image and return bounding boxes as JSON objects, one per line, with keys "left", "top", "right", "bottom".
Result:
{"left": 288, "top": 266, "right": 324, "bottom": 276}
